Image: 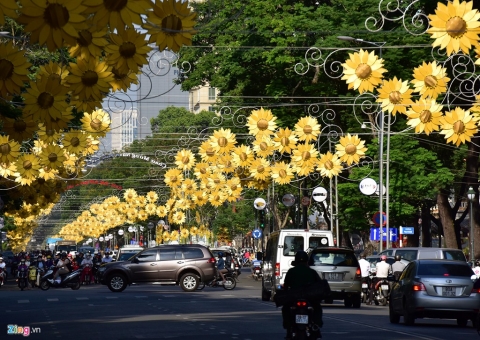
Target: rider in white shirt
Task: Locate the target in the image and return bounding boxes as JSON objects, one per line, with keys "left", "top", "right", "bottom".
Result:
{"left": 367, "top": 255, "right": 392, "bottom": 305}
{"left": 101, "top": 252, "right": 113, "bottom": 263}
{"left": 81, "top": 254, "right": 93, "bottom": 266}
{"left": 473, "top": 261, "right": 480, "bottom": 279}
{"left": 0, "top": 257, "right": 6, "bottom": 284}
{"left": 358, "top": 254, "right": 371, "bottom": 278}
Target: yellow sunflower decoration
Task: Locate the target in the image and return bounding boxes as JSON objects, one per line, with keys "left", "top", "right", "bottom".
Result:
{"left": 0, "top": 0, "right": 19, "bottom": 25}
{"left": 247, "top": 108, "right": 278, "bottom": 137}
{"left": 62, "top": 130, "right": 87, "bottom": 155}
{"left": 439, "top": 107, "right": 478, "bottom": 146}
{"left": 38, "top": 167, "right": 58, "bottom": 181}
{"left": 192, "top": 191, "right": 208, "bottom": 206}
{"left": 36, "top": 61, "right": 70, "bottom": 88}
{"left": 193, "top": 162, "right": 211, "bottom": 180}
{"left": 164, "top": 168, "right": 183, "bottom": 188}
{"left": 156, "top": 205, "right": 168, "bottom": 218}
{"left": 209, "top": 128, "right": 237, "bottom": 154}
{"left": 69, "top": 25, "right": 109, "bottom": 60}
{"left": 294, "top": 117, "right": 321, "bottom": 143}
{"left": 411, "top": 61, "right": 450, "bottom": 99}
{"left": 105, "top": 28, "right": 151, "bottom": 73}
{"left": 225, "top": 177, "right": 243, "bottom": 201}
{"left": 14, "top": 154, "right": 41, "bottom": 186}
{"left": 80, "top": 109, "right": 111, "bottom": 137}
{"left": 174, "top": 149, "right": 195, "bottom": 170}
{"left": 335, "top": 134, "right": 368, "bottom": 166}
{"left": 172, "top": 211, "right": 186, "bottom": 225}
{"left": 181, "top": 178, "right": 197, "bottom": 195}
{"left": 180, "top": 228, "right": 190, "bottom": 241}
{"left": 162, "top": 231, "right": 171, "bottom": 243}
{"left": 0, "top": 162, "right": 17, "bottom": 178}
{"left": 341, "top": 49, "right": 386, "bottom": 94}
{"left": 146, "top": 191, "right": 158, "bottom": 203}
{"left": 208, "top": 190, "right": 227, "bottom": 207}
{"left": 273, "top": 127, "right": 298, "bottom": 154}
{"left": 198, "top": 140, "right": 218, "bottom": 164}
{"left": 427, "top": 0, "right": 480, "bottom": 56}
{"left": 67, "top": 58, "right": 114, "bottom": 101}
{"left": 0, "top": 41, "right": 31, "bottom": 97}
{"left": 291, "top": 143, "right": 319, "bottom": 176}
{"left": 110, "top": 67, "right": 139, "bottom": 92}
{"left": 145, "top": 0, "right": 197, "bottom": 52}
{"left": 1, "top": 117, "right": 37, "bottom": 142}
{"left": 0, "top": 136, "right": 21, "bottom": 164}
{"left": 17, "top": 0, "right": 88, "bottom": 52}
{"left": 317, "top": 152, "right": 343, "bottom": 179}
{"left": 90, "top": 0, "right": 153, "bottom": 33}
{"left": 406, "top": 99, "right": 444, "bottom": 135}
{"left": 376, "top": 77, "right": 413, "bottom": 115}
{"left": 250, "top": 157, "right": 271, "bottom": 181}
{"left": 253, "top": 136, "right": 275, "bottom": 158}
{"left": 124, "top": 188, "right": 138, "bottom": 203}
{"left": 39, "top": 144, "right": 66, "bottom": 170}
{"left": 231, "top": 145, "right": 254, "bottom": 168}
{"left": 271, "top": 161, "right": 294, "bottom": 185}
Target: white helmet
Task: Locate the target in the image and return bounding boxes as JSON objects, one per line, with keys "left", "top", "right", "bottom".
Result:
{"left": 0, "top": 257, "right": 3, "bottom": 261}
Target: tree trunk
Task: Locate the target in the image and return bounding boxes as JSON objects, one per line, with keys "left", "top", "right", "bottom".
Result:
{"left": 437, "top": 189, "right": 458, "bottom": 249}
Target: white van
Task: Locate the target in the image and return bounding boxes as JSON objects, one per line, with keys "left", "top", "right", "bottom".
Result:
{"left": 116, "top": 246, "right": 144, "bottom": 262}
{"left": 379, "top": 247, "right": 466, "bottom": 262}
{"left": 261, "top": 229, "right": 334, "bottom": 301}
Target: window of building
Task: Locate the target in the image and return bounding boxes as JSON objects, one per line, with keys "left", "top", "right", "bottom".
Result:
{"left": 208, "top": 106, "right": 215, "bottom": 112}
{"left": 208, "top": 87, "right": 216, "bottom": 100}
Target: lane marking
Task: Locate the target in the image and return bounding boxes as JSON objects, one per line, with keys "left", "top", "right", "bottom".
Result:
{"left": 18, "top": 300, "right": 29, "bottom": 303}
{"left": 106, "top": 296, "right": 118, "bottom": 299}
{"left": 76, "top": 297, "right": 89, "bottom": 300}
{"left": 47, "top": 298, "right": 59, "bottom": 302}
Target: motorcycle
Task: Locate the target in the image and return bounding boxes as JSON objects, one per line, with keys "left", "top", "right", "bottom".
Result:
{"left": 39, "top": 266, "right": 81, "bottom": 290}
{"left": 17, "top": 267, "right": 28, "bottom": 291}
{"left": 81, "top": 264, "right": 93, "bottom": 285}
{"left": 28, "top": 265, "right": 38, "bottom": 288}
{"left": 252, "top": 264, "right": 263, "bottom": 281}
{"left": 361, "top": 276, "right": 370, "bottom": 303}
{"left": 288, "top": 299, "right": 321, "bottom": 340}
{"left": 92, "top": 263, "right": 101, "bottom": 283}
{"left": 197, "top": 271, "right": 237, "bottom": 290}
{"left": 373, "top": 278, "right": 390, "bottom": 306}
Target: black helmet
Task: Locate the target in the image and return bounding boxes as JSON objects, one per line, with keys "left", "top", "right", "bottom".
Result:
{"left": 61, "top": 252, "right": 67, "bottom": 258}
{"left": 294, "top": 251, "right": 309, "bottom": 264}
{"left": 218, "top": 252, "right": 223, "bottom": 257}
{"left": 395, "top": 255, "right": 401, "bottom": 261}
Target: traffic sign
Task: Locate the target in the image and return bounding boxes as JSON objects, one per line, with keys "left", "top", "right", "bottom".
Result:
{"left": 301, "top": 196, "right": 310, "bottom": 206}
{"left": 282, "top": 194, "right": 295, "bottom": 207}
{"left": 359, "top": 178, "right": 377, "bottom": 195}
{"left": 370, "top": 228, "right": 398, "bottom": 242}
{"left": 400, "top": 226, "right": 414, "bottom": 235}
{"left": 254, "top": 198, "right": 266, "bottom": 210}
{"left": 252, "top": 229, "right": 263, "bottom": 239}
{"left": 372, "top": 212, "right": 387, "bottom": 227}
{"left": 312, "top": 187, "right": 327, "bottom": 202}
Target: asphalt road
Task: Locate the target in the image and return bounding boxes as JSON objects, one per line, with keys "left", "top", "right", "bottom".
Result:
{"left": 1, "top": 269, "right": 478, "bottom": 340}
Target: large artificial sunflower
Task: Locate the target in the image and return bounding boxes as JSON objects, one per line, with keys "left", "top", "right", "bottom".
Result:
{"left": 181, "top": 178, "right": 197, "bottom": 195}
{"left": 439, "top": 107, "right": 478, "bottom": 146}
{"left": 209, "top": 128, "right": 237, "bottom": 154}
{"left": 62, "top": 129, "right": 87, "bottom": 155}
{"left": 249, "top": 157, "right": 271, "bottom": 181}
{"left": 411, "top": 61, "right": 450, "bottom": 99}
{"left": 291, "top": 143, "right": 319, "bottom": 176}
{"left": 80, "top": 109, "right": 111, "bottom": 137}
{"left": 247, "top": 108, "right": 278, "bottom": 137}
{"left": 0, "top": 162, "right": 17, "bottom": 178}
{"left": 216, "top": 155, "right": 235, "bottom": 174}
{"left": 172, "top": 211, "right": 186, "bottom": 225}
{"left": 83, "top": 135, "right": 100, "bottom": 155}
{"left": 253, "top": 136, "right": 275, "bottom": 158}
{"left": 36, "top": 61, "right": 70, "bottom": 88}
{"left": 271, "top": 161, "right": 294, "bottom": 185}
{"left": 70, "top": 95, "right": 103, "bottom": 114}
{"left": 15, "top": 154, "right": 41, "bottom": 186}
{"left": 335, "top": 134, "right": 368, "bottom": 166}
{"left": 1, "top": 117, "right": 37, "bottom": 142}
{"left": 193, "top": 162, "right": 211, "bottom": 180}
{"left": 273, "top": 127, "right": 298, "bottom": 154}
{"left": 164, "top": 168, "right": 183, "bottom": 187}
{"left": 231, "top": 145, "right": 254, "bottom": 168}
{"left": 406, "top": 99, "right": 444, "bottom": 135}
{"left": 427, "top": 0, "right": 480, "bottom": 56}
{"left": 192, "top": 191, "right": 208, "bottom": 206}
{"left": 0, "top": 136, "right": 21, "bottom": 164}
{"left": 23, "top": 76, "right": 70, "bottom": 123}
{"left": 294, "top": 117, "right": 321, "bottom": 143}
{"left": 69, "top": 25, "right": 109, "bottom": 60}
{"left": 174, "top": 149, "right": 195, "bottom": 170}
{"left": 0, "top": 41, "right": 31, "bottom": 97}
{"left": 198, "top": 140, "right": 218, "bottom": 163}
{"left": 145, "top": 0, "right": 197, "bottom": 52}
{"left": 17, "top": 0, "right": 88, "bottom": 51}
{"left": 376, "top": 77, "right": 413, "bottom": 115}
{"left": 208, "top": 190, "right": 227, "bottom": 207}
{"left": 0, "top": 0, "right": 19, "bottom": 25}
{"left": 110, "top": 67, "right": 139, "bottom": 92}
{"left": 317, "top": 152, "right": 343, "bottom": 179}
{"left": 225, "top": 177, "right": 242, "bottom": 199}
{"left": 341, "top": 49, "right": 386, "bottom": 94}
{"left": 91, "top": 0, "right": 153, "bottom": 33}
{"left": 105, "top": 28, "right": 151, "bottom": 73}
{"left": 146, "top": 191, "right": 158, "bottom": 203}
{"left": 67, "top": 57, "right": 114, "bottom": 101}
{"left": 39, "top": 144, "right": 66, "bottom": 170}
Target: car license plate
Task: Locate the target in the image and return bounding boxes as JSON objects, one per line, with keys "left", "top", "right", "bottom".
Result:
{"left": 255, "top": 270, "right": 260, "bottom": 273}
{"left": 362, "top": 283, "right": 368, "bottom": 288}
{"left": 381, "top": 285, "right": 389, "bottom": 290}
{"left": 442, "top": 286, "right": 456, "bottom": 297}
{"left": 295, "top": 315, "right": 308, "bottom": 324}
{"left": 325, "top": 273, "right": 342, "bottom": 281}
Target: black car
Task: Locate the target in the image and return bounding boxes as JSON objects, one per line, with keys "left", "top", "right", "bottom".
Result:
{"left": 98, "top": 244, "right": 216, "bottom": 293}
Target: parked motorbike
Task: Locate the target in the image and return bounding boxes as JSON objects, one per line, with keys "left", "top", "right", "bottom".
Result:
{"left": 252, "top": 264, "right": 263, "bottom": 281}
{"left": 197, "top": 271, "right": 237, "bottom": 290}
{"left": 81, "top": 264, "right": 93, "bottom": 285}
{"left": 39, "top": 266, "right": 81, "bottom": 290}
{"left": 17, "top": 267, "right": 28, "bottom": 291}
{"left": 288, "top": 299, "right": 321, "bottom": 340}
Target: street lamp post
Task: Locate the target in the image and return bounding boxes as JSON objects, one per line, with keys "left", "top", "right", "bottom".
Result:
{"left": 467, "top": 186, "right": 475, "bottom": 262}
{"left": 148, "top": 222, "right": 154, "bottom": 247}
{"left": 337, "top": 35, "right": 389, "bottom": 251}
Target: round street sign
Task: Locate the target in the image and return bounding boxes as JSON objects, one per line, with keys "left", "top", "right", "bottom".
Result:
{"left": 301, "top": 196, "right": 310, "bottom": 206}
{"left": 312, "top": 187, "right": 328, "bottom": 202}
{"left": 282, "top": 194, "right": 295, "bottom": 207}
{"left": 254, "top": 198, "right": 267, "bottom": 210}
{"left": 372, "top": 212, "right": 387, "bottom": 227}
{"left": 252, "top": 229, "right": 263, "bottom": 239}
{"left": 359, "top": 178, "right": 377, "bottom": 195}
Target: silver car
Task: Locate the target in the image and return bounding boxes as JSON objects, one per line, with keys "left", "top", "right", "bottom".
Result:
{"left": 389, "top": 259, "right": 479, "bottom": 327}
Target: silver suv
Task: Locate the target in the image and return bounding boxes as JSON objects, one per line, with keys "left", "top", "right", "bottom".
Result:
{"left": 98, "top": 244, "right": 216, "bottom": 292}
{"left": 308, "top": 247, "right": 362, "bottom": 308}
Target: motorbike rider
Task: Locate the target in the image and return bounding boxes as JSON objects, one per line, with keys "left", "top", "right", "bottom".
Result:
{"left": 102, "top": 252, "right": 113, "bottom": 263}
{"left": 45, "top": 255, "right": 54, "bottom": 268}
{"left": 76, "top": 252, "right": 84, "bottom": 265}
{"left": 391, "top": 255, "right": 406, "bottom": 280}
{"left": 52, "top": 253, "right": 71, "bottom": 283}
{"left": 17, "top": 258, "right": 28, "bottom": 281}
{"left": 216, "top": 252, "right": 227, "bottom": 284}
{"left": 81, "top": 253, "right": 93, "bottom": 266}
{"left": 358, "top": 254, "right": 371, "bottom": 278}
{"left": 473, "top": 260, "right": 480, "bottom": 279}
{"left": 0, "top": 257, "right": 6, "bottom": 284}
{"left": 367, "top": 255, "right": 392, "bottom": 305}
{"left": 251, "top": 255, "right": 262, "bottom": 277}
{"left": 282, "top": 251, "right": 323, "bottom": 340}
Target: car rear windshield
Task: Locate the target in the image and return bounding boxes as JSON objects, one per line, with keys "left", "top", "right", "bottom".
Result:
{"left": 118, "top": 252, "right": 137, "bottom": 261}
{"left": 417, "top": 263, "right": 474, "bottom": 277}
{"left": 309, "top": 251, "right": 358, "bottom": 267}
{"left": 443, "top": 250, "right": 466, "bottom": 261}
{"left": 395, "top": 250, "right": 418, "bottom": 261}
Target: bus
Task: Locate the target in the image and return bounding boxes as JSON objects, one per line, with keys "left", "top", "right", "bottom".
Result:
{"left": 55, "top": 240, "right": 77, "bottom": 255}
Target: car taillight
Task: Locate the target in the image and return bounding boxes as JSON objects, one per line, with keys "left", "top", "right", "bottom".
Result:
{"left": 208, "top": 257, "right": 216, "bottom": 263}
{"left": 471, "top": 287, "right": 480, "bottom": 294}
{"left": 412, "top": 282, "right": 426, "bottom": 291}
{"left": 275, "top": 263, "right": 280, "bottom": 276}
{"left": 296, "top": 301, "right": 307, "bottom": 307}
{"left": 355, "top": 267, "right": 361, "bottom": 279}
